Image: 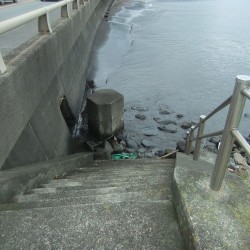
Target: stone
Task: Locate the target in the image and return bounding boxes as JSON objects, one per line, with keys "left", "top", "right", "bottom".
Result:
{"left": 176, "top": 114, "right": 184, "bottom": 119}
{"left": 157, "top": 126, "right": 177, "bottom": 134}
{"left": 142, "top": 129, "right": 158, "bottom": 137}
{"left": 135, "top": 114, "right": 146, "bottom": 120}
{"left": 145, "top": 152, "right": 155, "bottom": 158}
{"left": 156, "top": 120, "right": 177, "bottom": 126}
{"left": 131, "top": 105, "right": 149, "bottom": 112}
{"left": 180, "top": 121, "right": 192, "bottom": 129}
{"left": 176, "top": 140, "right": 194, "bottom": 153}
{"left": 233, "top": 153, "right": 248, "bottom": 167}
{"left": 141, "top": 140, "right": 157, "bottom": 149}
{"left": 126, "top": 139, "right": 138, "bottom": 150}
{"left": 111, "top": 141, "right": 124, "bottom": 153}
{"left": 159, "top": 109, "right": 171, "bottom": 115}
{"left": 87, "top": 89, "right": 124, "bottom": 139}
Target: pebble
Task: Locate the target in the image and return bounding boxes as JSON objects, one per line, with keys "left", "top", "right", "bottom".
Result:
{"left": 176, "top": 114, "right": 184, "bottom": 119}
{"left": 131, "top": 105, "right": 149, "bottom": 112}
{"left": 135, "top": 114, "right": 146, "bottom": 120}
{"left": 156, "top": 120, "right": 177, "bottom": 126}
{"left": 180, "top": 121, "right": 192, "bottom": 129}
{"left": 157, "top": 125, "right": 177, "bottom": 133}
{"left": 159, "top": 109, "right": 171, "bottom": 115}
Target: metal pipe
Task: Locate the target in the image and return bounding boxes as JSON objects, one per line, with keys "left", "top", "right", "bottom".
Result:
{"left": 193, "top": 115, "right": 206, "bottom": 161}
{"left": 231, "top": 129, "right": 250, "bottom": 156}
{"left": 241, "top": 88, "right": 250, "bottom": 100}
{"left": 191, "top": 130, "right": 224, "bottom": 141}
{"left": 186, "top": 126, "right": 195, "bottom": 155}
{"left": 210, "top": 75, "right": 250, "bottom": 191}
{"left": 203, "top": 96, "right": 232, "bottom": 123}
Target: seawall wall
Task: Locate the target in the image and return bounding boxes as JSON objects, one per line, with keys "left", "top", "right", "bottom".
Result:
{"left": 0, "top": 0, "right": 111, "bottom": 169}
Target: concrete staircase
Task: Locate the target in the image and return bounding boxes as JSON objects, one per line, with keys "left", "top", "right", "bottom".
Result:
{"left": 0, "top": 158, "right": 185, "bottom": 249}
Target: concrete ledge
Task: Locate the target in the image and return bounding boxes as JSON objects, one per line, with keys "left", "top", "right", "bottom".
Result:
{"left": 173, "top": 153, "right": 250, "bottom": 249}
{"left": 0, "top": 152, "right": 93, "bottom": 204}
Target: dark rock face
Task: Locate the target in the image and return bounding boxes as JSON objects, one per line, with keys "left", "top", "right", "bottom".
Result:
{"left": 176, "top": 114, "right": 184, "bottom": 119}
{"left": 135, "top": 114, "right": 146, "bottom": 120}
{"left": 180, "top": 121, "right": 192, "bottom": 129}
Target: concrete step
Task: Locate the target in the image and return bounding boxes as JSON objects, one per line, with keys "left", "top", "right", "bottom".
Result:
{"left": 88, "top": 158, "right": 175, "bottom": 169}
{"left": 73, "top": 162, "right": 174, "bottom": 173}
{"left": 43, "top": 171, "right": 172, "bottom": 185}
{"left": 14, "top": 185, "right": 172, "bottom": 202}
{"left": 0, "top": 201, "right": 185, "bottom": 249}
{"left": 40, "top": 174, "right": 173, "bottom": 189}
{"left": 67, "top": 167, "right": 173, "bottom": 180}
{"left": 2, "top": 188, "right": 171, "bottom": 211}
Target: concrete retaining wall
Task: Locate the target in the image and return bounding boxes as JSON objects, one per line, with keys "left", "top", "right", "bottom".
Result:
{"left": 0, "top": 0, "right": 111, "bottom": 169}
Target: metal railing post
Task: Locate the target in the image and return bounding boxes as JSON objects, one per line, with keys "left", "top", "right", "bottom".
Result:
{"left": 193, "top": 115, "right": 206, "bottom": 161}
{"left": 61, "top": 4, "right": 70, "bottom": 18}
{"left": 0, "top": 52, "right": 7, "bottom": 75}
{"left": 72, "top": 0, "right": 79, "bottom": 10}
{"left": 38, "top": 13, "right": 52, "bottom": 33}
{"left": 186, "top": 126, "right": 195, "bottom": 155}
{"left": 210, "top": 75, "right": 250, "bottom": 191}
{"left": 185, "top": 131, "right": 190, "bottom": 154}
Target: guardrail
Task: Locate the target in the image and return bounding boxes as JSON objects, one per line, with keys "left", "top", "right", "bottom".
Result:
{"left": 0, "top": 0, "right": 86, "bottom": 75}
{"left": 185, "top": 75, "right": 250, "bottom": 191}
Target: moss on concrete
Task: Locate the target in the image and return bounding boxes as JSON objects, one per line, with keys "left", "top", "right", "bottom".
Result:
{"left": 173, "top": 153, "right": 250, "bottom": 250}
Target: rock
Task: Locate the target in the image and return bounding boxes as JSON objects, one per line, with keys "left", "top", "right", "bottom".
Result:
{"left": 111, "top": 140, "right": 124, "bottom": 153}
{"left": 85, "top": 140, "right": 98, "bottom": 152}
{"left": 157, "top": 125, "right": 177, "bottom": 133}
{"left": 141, "top": 140, "right": 157, "bottom": 149}
{"left": 159, "top": 109, "right": 171, "bottom": 115}
{"left": 208, "top": 137, "right": 221, "bottom": 145}
{"left": 243, "top": 113, "right": 250, "bottom": 118}
{"left": 145, "top": 152, "right": 155, "bottom": 158}
{"left": 154, "top": 149, "right": 166, "bottom": 157}
{"left": 137, "top": 148, "right": 146, "bottom": 154}
{"left": 120, "top": 140, "right": 126, "bottom": 147}
{"left": 125, "top": 148, "right": 135, "bottom": 153}
{"left": 142, "top": 129, "right": 158, "bottom": 136}
{"left": 227, "top": 158, "right": 238, "bottom": 170}
{"left": 180, "top": 121, "right": 192, "bottom": 129}
{"left": 176, "top": 140, "right": 194, "bottom": 153}
{"left": 126, "top": 139, "right": 138, "bottom": 150}
{"left": 233, "top": 152, "right": 249, "bottom": 167}
{"left": 135, "top": 114, "right": 146, "bottom": 120}
{"left": 176, "top": 114, "right": 184, "bottom": 119}
{"left": 156, "top": 120, "right": 177, "bottom": 126}
{"left": 131, "top": 105, "right": 149, "bottom": 112}
{"left": 153, "top": 117, "right": 161, "bottom": 123}
{"left": 94, "top": 142, "right": 113, "bottom": 160}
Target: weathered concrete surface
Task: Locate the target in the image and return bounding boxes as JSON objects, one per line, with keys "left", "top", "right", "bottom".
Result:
{"left": 173, "top": 153, "right": 250, "bottom": 250}
{"left": 0, "top": 158, "right": 185, "bottom": 249}
{"left": 0, "top": 0, "right": 112, "bottom": 169}
{"left": 87, "top": 89, "right": 124, "bottom": 138}
{"left": 0, "top": 152, "right": 93, "bottom": 204}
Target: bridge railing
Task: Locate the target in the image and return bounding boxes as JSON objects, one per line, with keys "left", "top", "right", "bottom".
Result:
{"left": 0, "top": 0, "right": 86, "bottom": 75}
{"left": 185, "top": 75, "right": 250, "bottom": 191}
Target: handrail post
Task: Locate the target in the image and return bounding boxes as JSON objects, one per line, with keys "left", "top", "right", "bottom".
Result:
{"left": 61, "top": 4, "right": 70, "bottom": 18}
{"left": 38, "top": 12, "right": 52, "bottom": 33}
{"left": 186, "top": 126, "right": 195, "bottom": 155}
{"left": 0, "top": 52, "right": 7, "bottom": 75}
{"left": 193, "top": 115, "right": 206, "bottom": 161}
{"left": 185, "top": 131, "right": 190, "bottom": 154}
{"left": 72, "top": 0, "right": 79, "bottom": 10}
{"left": 210, "top": 75, "right": 250, "bottom": 191}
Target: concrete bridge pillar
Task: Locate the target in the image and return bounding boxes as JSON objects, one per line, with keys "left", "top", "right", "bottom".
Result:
{"left": 87, "top": 89, "right": 124, "bottom": 139}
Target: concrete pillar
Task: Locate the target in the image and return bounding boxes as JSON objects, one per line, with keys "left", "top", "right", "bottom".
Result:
{"left": 87, "top": 89, "right": 124, "bottom": 139}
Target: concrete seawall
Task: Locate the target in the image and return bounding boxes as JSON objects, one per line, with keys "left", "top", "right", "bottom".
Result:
{"left": 0, "top": 0, "right": 112, "bottom": 169}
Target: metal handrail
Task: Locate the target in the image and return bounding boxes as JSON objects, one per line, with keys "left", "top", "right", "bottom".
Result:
{"left": 185, "top": 75, "right": 250, "bottom": 191}
{"left": 0, "top": 0, "right": 86, "bottom": 74}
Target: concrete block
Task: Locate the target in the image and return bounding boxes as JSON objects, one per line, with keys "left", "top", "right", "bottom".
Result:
{"left": 87, "top": 89, "right": 124, "bottom": 138}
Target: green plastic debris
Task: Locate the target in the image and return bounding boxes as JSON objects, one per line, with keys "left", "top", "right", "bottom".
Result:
{"left": 112, "top": 153, "right": 137, "bottom": 160}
